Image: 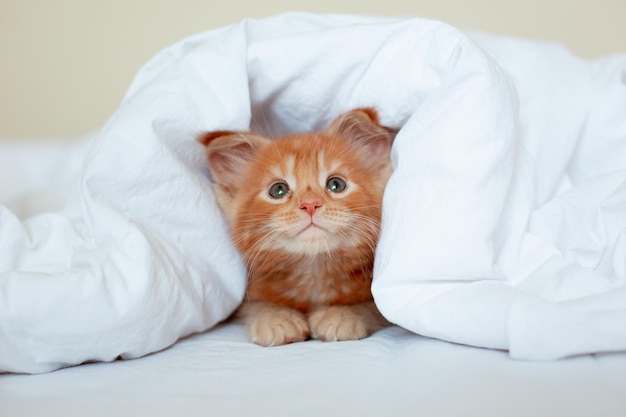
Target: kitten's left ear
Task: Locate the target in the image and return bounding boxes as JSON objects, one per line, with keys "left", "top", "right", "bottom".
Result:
{"left": 325, "top": 108, "right": 396, "bottom": 158}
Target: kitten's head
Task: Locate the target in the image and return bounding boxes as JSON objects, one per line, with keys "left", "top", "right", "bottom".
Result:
{"left": 199, "top": 108, "right": 394, "bottom": 258}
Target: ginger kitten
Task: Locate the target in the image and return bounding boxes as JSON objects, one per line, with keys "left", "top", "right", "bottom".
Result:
{"left": 198, "top": 108, "right": 394, "bottom": 346}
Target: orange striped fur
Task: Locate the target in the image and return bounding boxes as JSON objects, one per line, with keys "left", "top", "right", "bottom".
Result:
{"left": 199, "top": 108, "right": 394, "bottom": 345}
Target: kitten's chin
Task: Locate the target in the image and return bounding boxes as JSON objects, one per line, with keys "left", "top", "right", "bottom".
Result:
{"left": 297, "top": 224, "right": 327, "bottom": 238}
{"left": 278, "top": 226, "right": 341, "bottom": 256}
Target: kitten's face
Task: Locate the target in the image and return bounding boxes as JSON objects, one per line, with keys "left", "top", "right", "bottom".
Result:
{"left": 235, "top": 133, "right": 388, "bottom": 256}
{"left": 199, "top": 108, "right": 394, "bottom": 258}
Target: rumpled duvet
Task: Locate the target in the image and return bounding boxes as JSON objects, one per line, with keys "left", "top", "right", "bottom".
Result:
{"left": 1, "top": 13, "right": 625, "bottom": 374}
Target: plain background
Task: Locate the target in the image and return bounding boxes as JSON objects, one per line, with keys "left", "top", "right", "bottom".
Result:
{"left": 1, "top": 0, "right": 625, "bottom": 140}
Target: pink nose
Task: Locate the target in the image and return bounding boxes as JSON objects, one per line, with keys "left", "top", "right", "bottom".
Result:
{"left": 300, "top": 201, "right": 322, "bottom": 216}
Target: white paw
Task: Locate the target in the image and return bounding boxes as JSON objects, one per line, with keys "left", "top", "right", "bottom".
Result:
{"left": 309, "top": 305, "right": 375, "bottom": 342}
{"left": 243, "top": 303, "right": 310, "bottom": 346}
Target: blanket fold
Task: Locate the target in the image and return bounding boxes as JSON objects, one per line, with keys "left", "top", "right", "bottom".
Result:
{"left": 1, "top": 13, "right": 625, "bottom": 373}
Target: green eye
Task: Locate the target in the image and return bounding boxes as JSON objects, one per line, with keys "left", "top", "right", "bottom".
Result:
{"left": 326, "top": 176, "right": 347, "bottom": 193}
{"left": 268, "top": 182, "right": 290, "bottom": 199}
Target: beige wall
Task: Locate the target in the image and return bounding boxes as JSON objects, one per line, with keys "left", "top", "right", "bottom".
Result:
{"left": 1, "top": 0, "right": 625, "bottom": 139}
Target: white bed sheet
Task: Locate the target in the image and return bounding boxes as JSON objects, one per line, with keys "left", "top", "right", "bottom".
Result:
{"left": 2, "top": 322, "right": 626, "bottom": 417}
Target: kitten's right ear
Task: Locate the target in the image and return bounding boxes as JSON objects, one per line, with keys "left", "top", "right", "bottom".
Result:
{"left": 197, "top": 131, "right": 261, "bottom": 195}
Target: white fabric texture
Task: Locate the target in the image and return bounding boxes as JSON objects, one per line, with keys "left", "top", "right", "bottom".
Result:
{"left": 1, "top": 13, "right": 625, "bottom": 374}
{"left": 4, "top": 324, "right": 626, "bottom": 417}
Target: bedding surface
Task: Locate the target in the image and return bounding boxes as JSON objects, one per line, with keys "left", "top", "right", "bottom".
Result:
{"left": 1, "top": 13, "right": 625, "bottom": 374}
{"left": 2, "top": 322, "right": 626, "bottom": 417}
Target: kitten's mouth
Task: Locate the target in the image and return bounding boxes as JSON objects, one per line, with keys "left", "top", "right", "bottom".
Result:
{"left": 297, "top": 222, "right": 328, "bottom": 236}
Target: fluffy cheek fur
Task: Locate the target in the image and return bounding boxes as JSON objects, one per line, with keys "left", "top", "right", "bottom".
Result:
{"left": 228, "top": 145, "right": 390, "bottom": 261}
{"left": 230, "top": 177, "right": 384, "bottom": 258}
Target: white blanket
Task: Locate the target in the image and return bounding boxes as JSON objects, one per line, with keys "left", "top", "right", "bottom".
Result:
{"left": 1, "top": 13, "right": 625, "bottom": 374}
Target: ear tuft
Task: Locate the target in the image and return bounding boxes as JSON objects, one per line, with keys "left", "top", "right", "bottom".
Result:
{"left": 197, "top": 130, "right": 239, "bottom": 147}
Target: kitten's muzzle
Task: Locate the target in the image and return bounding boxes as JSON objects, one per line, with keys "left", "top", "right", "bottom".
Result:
{"left": 300, "top": 201, "right": 322, "bottom": 217}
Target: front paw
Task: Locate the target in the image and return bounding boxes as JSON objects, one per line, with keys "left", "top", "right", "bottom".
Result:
{"left": 309, "top": 303, "right": 387, "bottom": 342}
{"left": 238, "top": 302, "right": 310, "bottom": 346}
